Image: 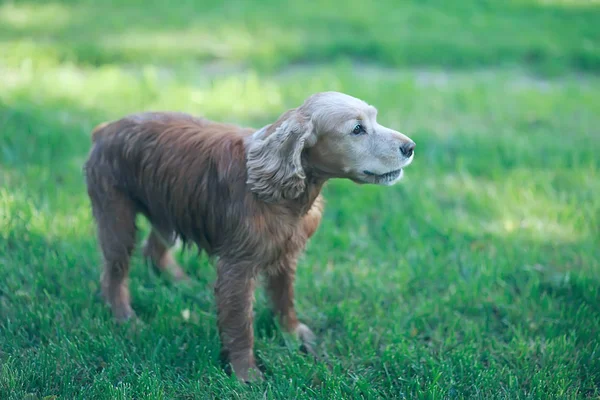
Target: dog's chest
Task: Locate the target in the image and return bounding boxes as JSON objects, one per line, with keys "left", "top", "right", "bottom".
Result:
{"left": 266, "top": 198, "right": 323, "bottom": 253}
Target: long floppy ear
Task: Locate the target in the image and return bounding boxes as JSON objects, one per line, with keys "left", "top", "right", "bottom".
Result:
{"left": 246, "top": 108, "right": 316, "bottom": 202}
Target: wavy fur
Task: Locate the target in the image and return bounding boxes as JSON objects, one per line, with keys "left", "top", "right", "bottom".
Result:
{"left": 83, "top": 91, "right": 415, "bottom": 382}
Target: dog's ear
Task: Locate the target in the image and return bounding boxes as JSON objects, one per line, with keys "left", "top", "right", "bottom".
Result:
{"left": 246, "top": 108, "right": 316, "bottom": 202}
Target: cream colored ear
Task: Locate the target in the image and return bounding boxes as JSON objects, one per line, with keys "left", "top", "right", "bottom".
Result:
{"left": 246, "top": 109, "right": 315, "bottom": 202}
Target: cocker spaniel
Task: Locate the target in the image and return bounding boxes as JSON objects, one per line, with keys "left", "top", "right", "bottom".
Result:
{"left": 84, "top": 91, "right": 415, "bottom": 381}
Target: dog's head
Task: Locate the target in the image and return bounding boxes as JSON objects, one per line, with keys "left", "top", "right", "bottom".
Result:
{"left": 246, "top": 91, "right": 415, "bottom": 202}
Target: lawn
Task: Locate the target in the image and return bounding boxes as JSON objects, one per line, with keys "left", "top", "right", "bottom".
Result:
{"left": 1, "top": 0, "right": 599, "bottom": 398}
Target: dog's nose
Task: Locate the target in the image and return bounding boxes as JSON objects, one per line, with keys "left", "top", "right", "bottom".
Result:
{"left": 400, "top": 141, "right": 415, "bottom": 158}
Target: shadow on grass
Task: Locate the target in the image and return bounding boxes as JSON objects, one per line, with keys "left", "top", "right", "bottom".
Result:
{"left": 0, "top": 230, "right": 226, "bottom": 398}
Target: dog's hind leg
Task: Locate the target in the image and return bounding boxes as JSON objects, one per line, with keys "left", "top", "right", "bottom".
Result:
{"left": 142, "top": 227, "right": 188, "bottom": 281}
{"left": 89, "top": 187, "right": 138, "bottom": 322}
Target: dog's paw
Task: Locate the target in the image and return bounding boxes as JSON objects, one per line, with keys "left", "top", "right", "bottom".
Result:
{"left": 296, "top": 323, "right": 316, "bottom": 343}
{"left": 244, "top": 367, "right": 265, "bottom": 383}
{"left": 231, "top": 360, "right": 264, "bottom": 383}
{"left": 110, "top": 303, "right": 136, "bottom": 324}
{"left": 296, "top": 323, "right": 318, "bottom": 356}
{"left": 124, "top": 315, "right": 147, "bottom": 336}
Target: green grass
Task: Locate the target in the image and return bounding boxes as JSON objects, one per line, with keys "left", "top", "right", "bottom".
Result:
{"left": 1, "top": 0, "right": 600, "bottom": 398}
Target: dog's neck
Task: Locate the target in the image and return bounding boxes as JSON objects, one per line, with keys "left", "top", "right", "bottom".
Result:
{"left": 282, "top": 152, "right": 328, "bottom": 215}
{"left": 292, "top": 173, "right": 326, "bottom": 216}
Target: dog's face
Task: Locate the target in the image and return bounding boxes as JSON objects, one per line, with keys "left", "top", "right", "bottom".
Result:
{"left": 246, "top": 91, "right": 415, "bottom": 202}
{"left": 303, "top": 92, "right": 415, "bottom": 186}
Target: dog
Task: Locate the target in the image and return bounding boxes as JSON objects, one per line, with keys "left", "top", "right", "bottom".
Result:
{"left": 84, "top": 91, "right": 415, "bottom": 381}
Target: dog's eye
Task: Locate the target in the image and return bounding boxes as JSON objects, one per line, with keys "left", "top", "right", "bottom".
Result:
{"left": 352, "top": 124, "right": 364, "bottom": 135}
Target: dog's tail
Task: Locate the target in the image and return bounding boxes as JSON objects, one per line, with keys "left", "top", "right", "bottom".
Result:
{"left": 91, "top": 121, "right": 109, "bottom": 142}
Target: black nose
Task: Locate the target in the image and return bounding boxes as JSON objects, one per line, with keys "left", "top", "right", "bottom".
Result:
{"left": 400, "top": 141, "right": 415, "bottom": 158}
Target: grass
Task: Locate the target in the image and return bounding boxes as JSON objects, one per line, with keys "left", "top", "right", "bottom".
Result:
{"left": 1, "top": 0, "right": 599, "bottom": 398}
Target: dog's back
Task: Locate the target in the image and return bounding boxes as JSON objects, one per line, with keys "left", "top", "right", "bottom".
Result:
{"left": 90, "top": 111, "right": 212, "bottom": 145}
{"left": 86, "top": 112, "right": 210, "bottom": 204}
{"left": 84, "top": 112, "right": 254, "bottom": 252}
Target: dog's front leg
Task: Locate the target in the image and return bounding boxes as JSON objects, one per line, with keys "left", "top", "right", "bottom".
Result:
{"left": 266, "top": 258, "right": 316, "bottom": 354}
{"left": 214, "top": 259, "right": 262, "bottom": 382}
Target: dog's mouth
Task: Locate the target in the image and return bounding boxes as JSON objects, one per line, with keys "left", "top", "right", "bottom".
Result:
{"left": 361, "top": 168, "right": 404, "bottom": 185}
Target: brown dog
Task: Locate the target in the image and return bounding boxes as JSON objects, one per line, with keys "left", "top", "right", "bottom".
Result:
{"left": 84, "top": 91, "right": 415, "bottom": 381}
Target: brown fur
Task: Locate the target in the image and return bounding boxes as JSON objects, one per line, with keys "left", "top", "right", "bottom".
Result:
{"left": 83, "top": 92, "right": 415, "bottom": 381}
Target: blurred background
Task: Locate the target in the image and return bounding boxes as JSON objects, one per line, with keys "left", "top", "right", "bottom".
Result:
{"left": 1, "top": 0, "right": 599, "bottom": 398}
